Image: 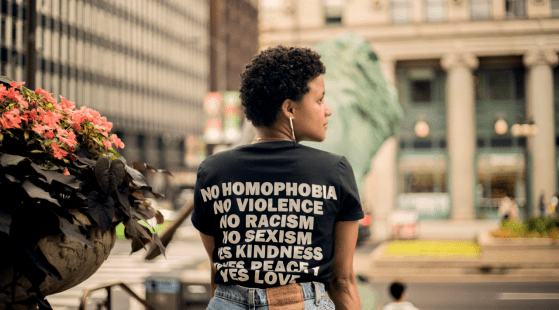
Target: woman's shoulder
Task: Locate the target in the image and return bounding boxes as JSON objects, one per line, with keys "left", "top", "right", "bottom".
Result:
{"left": 296, "top": 144, "right": 345, "bottom": 162}
{"left": 199, "top": 148, "right": 239, "bottom": 166}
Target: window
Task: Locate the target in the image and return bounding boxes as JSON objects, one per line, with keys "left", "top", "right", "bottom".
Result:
{"left": 392, "top": 0, "right": 411, "bottom": 23}
{"left": 425, "top": 0, "right": 446, "bottom": 22}
{"left": 409, "top": 68, "right": 435, "bottom": 103}
{"left": 506, "top": 0, "right": 525, "bottom": 18}
{"left": 324, "top": 0, "right": 344, "bottom": 24}
{"left": 471, "top": 0, "right": 492, "bottom": 20}
{"left": 476, "top": 68, "right": 524, "bottom": 102}
{"left": 488, "top": 70, "right": 512, "bottom": 100}
{"left": 411, "top": 81, "right": 431, "bottom": 102}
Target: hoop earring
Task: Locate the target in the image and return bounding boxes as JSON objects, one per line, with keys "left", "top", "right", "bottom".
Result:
{"left": 290, "top": 117, "right": 296, "bottom": 142}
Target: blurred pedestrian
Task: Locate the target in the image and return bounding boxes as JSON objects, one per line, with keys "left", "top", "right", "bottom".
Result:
{"left": 539, "top": 191, "right": 546, "bottom": 218}
{"left": 383, "top": 281, "right": 419, "bottom": 310}
{"left": 498, "top": 195, "right": 514, "bottom": 222}
{"left": 550, "top": 193, "right": 559, "bottom": 219}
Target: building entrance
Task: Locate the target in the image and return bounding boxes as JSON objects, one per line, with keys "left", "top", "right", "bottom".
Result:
{"left": 476, "top": 152, "right": 526, "bottom": 219}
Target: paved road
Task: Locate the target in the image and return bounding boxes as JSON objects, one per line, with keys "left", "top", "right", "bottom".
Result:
{"left": 365, "top": 281, "right": 559, "bottom": 310}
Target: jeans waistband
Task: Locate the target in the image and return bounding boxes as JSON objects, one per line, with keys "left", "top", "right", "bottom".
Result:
{"left": 214, "top": 282, "right": 326, "bottom": 307}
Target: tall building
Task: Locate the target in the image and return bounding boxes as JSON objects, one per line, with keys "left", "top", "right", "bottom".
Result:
{"left": 260, "top": 0, "right": 559, "bottom": 237}
{"left": 0, "top": 0, "right": 209, "bottom": 171}
{"left": 210, "top": 0, "right": 259, "bottom": 93}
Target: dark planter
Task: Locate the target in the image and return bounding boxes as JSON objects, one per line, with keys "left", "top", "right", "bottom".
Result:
{"left": 0, "top": 210, "right": 118, "bottom": 309}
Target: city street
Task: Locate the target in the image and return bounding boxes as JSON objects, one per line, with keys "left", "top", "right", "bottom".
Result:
{"left": 46, "top": 234, "right": 559, "bottom": 310}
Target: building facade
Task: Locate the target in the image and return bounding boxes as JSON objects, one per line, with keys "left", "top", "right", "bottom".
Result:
{"left": 259, "top": 0, "right": 559, "bottom": 237}
{"left": 210, "top": 0, "right": 259, "bottom": 92}
{"left": 0, "top": 0, "right": 209, "bottom": 171}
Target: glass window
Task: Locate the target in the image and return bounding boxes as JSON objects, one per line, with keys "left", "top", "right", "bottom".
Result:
{"left": 398, "top": 154, "right": 450, "bottom": 219}
{"left": 411, "top": 80, "right": 431, "bottom": 102}
{"left": 471, "top": 0, "right": 492, "bottom": 20}
{"left": 408, "top": 68, "right": 435, "bottom": 103}
{"left": 425, "top": 0, "right": 445, "bottom": 22}
{"left": 392, "top": 0, "right": 411, "bottom": 23}
{"left": 477, "top": 153, "right": 525, "bottom": 218}
{"left": 324, "top": 0, "right": 344, "bottom": 24}
{"left": 488, "top": 70, "right": 512, "bottom": 100}
{"left": 506, "top": 0, "right": 526, "bottom": 18}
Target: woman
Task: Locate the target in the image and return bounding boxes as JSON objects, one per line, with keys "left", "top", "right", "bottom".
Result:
{"left": 192, "top": 46, "right": 363, "bottom": 310}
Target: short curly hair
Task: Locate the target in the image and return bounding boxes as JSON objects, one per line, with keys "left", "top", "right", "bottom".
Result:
{"left": 240, "top": 46, "right": 326, "bottom": 127}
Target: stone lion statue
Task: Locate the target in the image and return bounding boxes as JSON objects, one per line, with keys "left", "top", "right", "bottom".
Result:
{"left": 302, "top": 32, "right": 402, "bottom": 194}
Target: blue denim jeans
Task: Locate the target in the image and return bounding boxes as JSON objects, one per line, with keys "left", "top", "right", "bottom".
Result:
{"left": 207, "top": 282, "right": 335, "bottom": 310}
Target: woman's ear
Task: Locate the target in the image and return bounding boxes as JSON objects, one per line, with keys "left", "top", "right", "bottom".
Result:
{"left": 280, "top": 99, "right": 295, "bottom": 119}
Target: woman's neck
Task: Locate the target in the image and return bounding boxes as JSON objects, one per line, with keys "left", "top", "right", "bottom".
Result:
{"left": 253, "top": 125, "right": 295, "bottom": 143}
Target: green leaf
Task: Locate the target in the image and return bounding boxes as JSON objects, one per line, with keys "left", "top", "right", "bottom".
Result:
{"left": 95, "top": 156, "right": 111, "bottom": 195}
{"left": 124, "top": 219, "right": 153, "bottom": 254}
{"left": 125, "top": 165, "right": 148, "bottom": 188}
{"left": 0, "top": 153, "right": 27, "bottom": 167}
{"left": 86, "top": 191, "right": 115, "bottom": 234}
{"left": 21, "top": 180, "right": 60, "bottom": 207}
{"left": 116, "top": 184, "right": 131, "bottom": 217}
{"left": 152, "top": 233, "right": 166, "bottom": 258}
{"left": 108, "top": 158, "right": 126, "bottom": 194}
{"left": 57, "top": 215, "right": 94, "bottom": 249}
{"left": 21, "top": 86, "right": 32, "bottom": 97}
{"left": 30, "top": 163, "right": 81, "bottom": 189}
{"left": 132, "top": 161, "right": 173, "bottom": 176}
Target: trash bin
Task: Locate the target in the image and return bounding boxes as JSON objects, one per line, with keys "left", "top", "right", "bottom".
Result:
{"left": 145, "top": 276, "right": 181, "bottom": 310}
{"left": 146, "top": 270, "right": 211, "bottom": 310}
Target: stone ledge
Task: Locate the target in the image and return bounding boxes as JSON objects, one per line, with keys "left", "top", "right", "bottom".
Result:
{"left": 369, "top": 234, "right": 559, "bottom": 270}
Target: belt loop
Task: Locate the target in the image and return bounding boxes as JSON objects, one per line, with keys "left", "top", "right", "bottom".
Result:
{"left": 249, "top": 288, "right": 255, "bottom": 310}
{"left": 313, "top": 282, "right": 322, "bottom": 306}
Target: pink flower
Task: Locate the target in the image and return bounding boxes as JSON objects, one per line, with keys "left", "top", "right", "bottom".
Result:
{"left": 45, "top": 131, "right": 54, "bottom": 139}
{"left": 103, "top": 139, "right": 111, "bottom": 149}
{"left": 10, "top": 81, "right": 25, "bottom": 89}
{"left": 110, "top": 134, "right": 125, "bottom": 149}
{"left": 1, "top": 109, "right": 22, "bottom": 129}
{"left": 51, "top": 143, "right": 68, "bottom": 159}
{"left": 32, "top": 123, "right": 50, "bottom": 134}
{"left": 35, "top": 88, "right": 56, "bottom": 104}
{"left": 63, "top": 168, "right": 70, "bottom": 175}
{"left": 58, "top": 96, "right": 75, "bottom": 113}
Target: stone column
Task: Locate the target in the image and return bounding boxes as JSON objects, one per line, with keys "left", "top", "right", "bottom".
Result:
{"left": 365, "top": 59, "right": 398, "bottom": 240}
{"left": 523, "top": 49, "right": 558, "bottom": 216}
{"left": 441, "top": 53, "right": 479, "bottom": 220}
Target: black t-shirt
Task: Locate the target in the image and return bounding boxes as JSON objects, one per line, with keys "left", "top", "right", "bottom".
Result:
{"left": 191, "top": 141, "right": 363, "bottom": 289}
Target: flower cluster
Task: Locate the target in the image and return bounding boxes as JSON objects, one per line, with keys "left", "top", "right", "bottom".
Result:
{"left": 0, "top": 81, "right": 124, "bottom": 170}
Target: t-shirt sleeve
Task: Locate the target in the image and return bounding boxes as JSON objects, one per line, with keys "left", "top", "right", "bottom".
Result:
{"left": 191, "top": 163, "right": 213, "bottom": 236}
{"left": 336, "top": 156, "right": 364, "bottom": 222}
